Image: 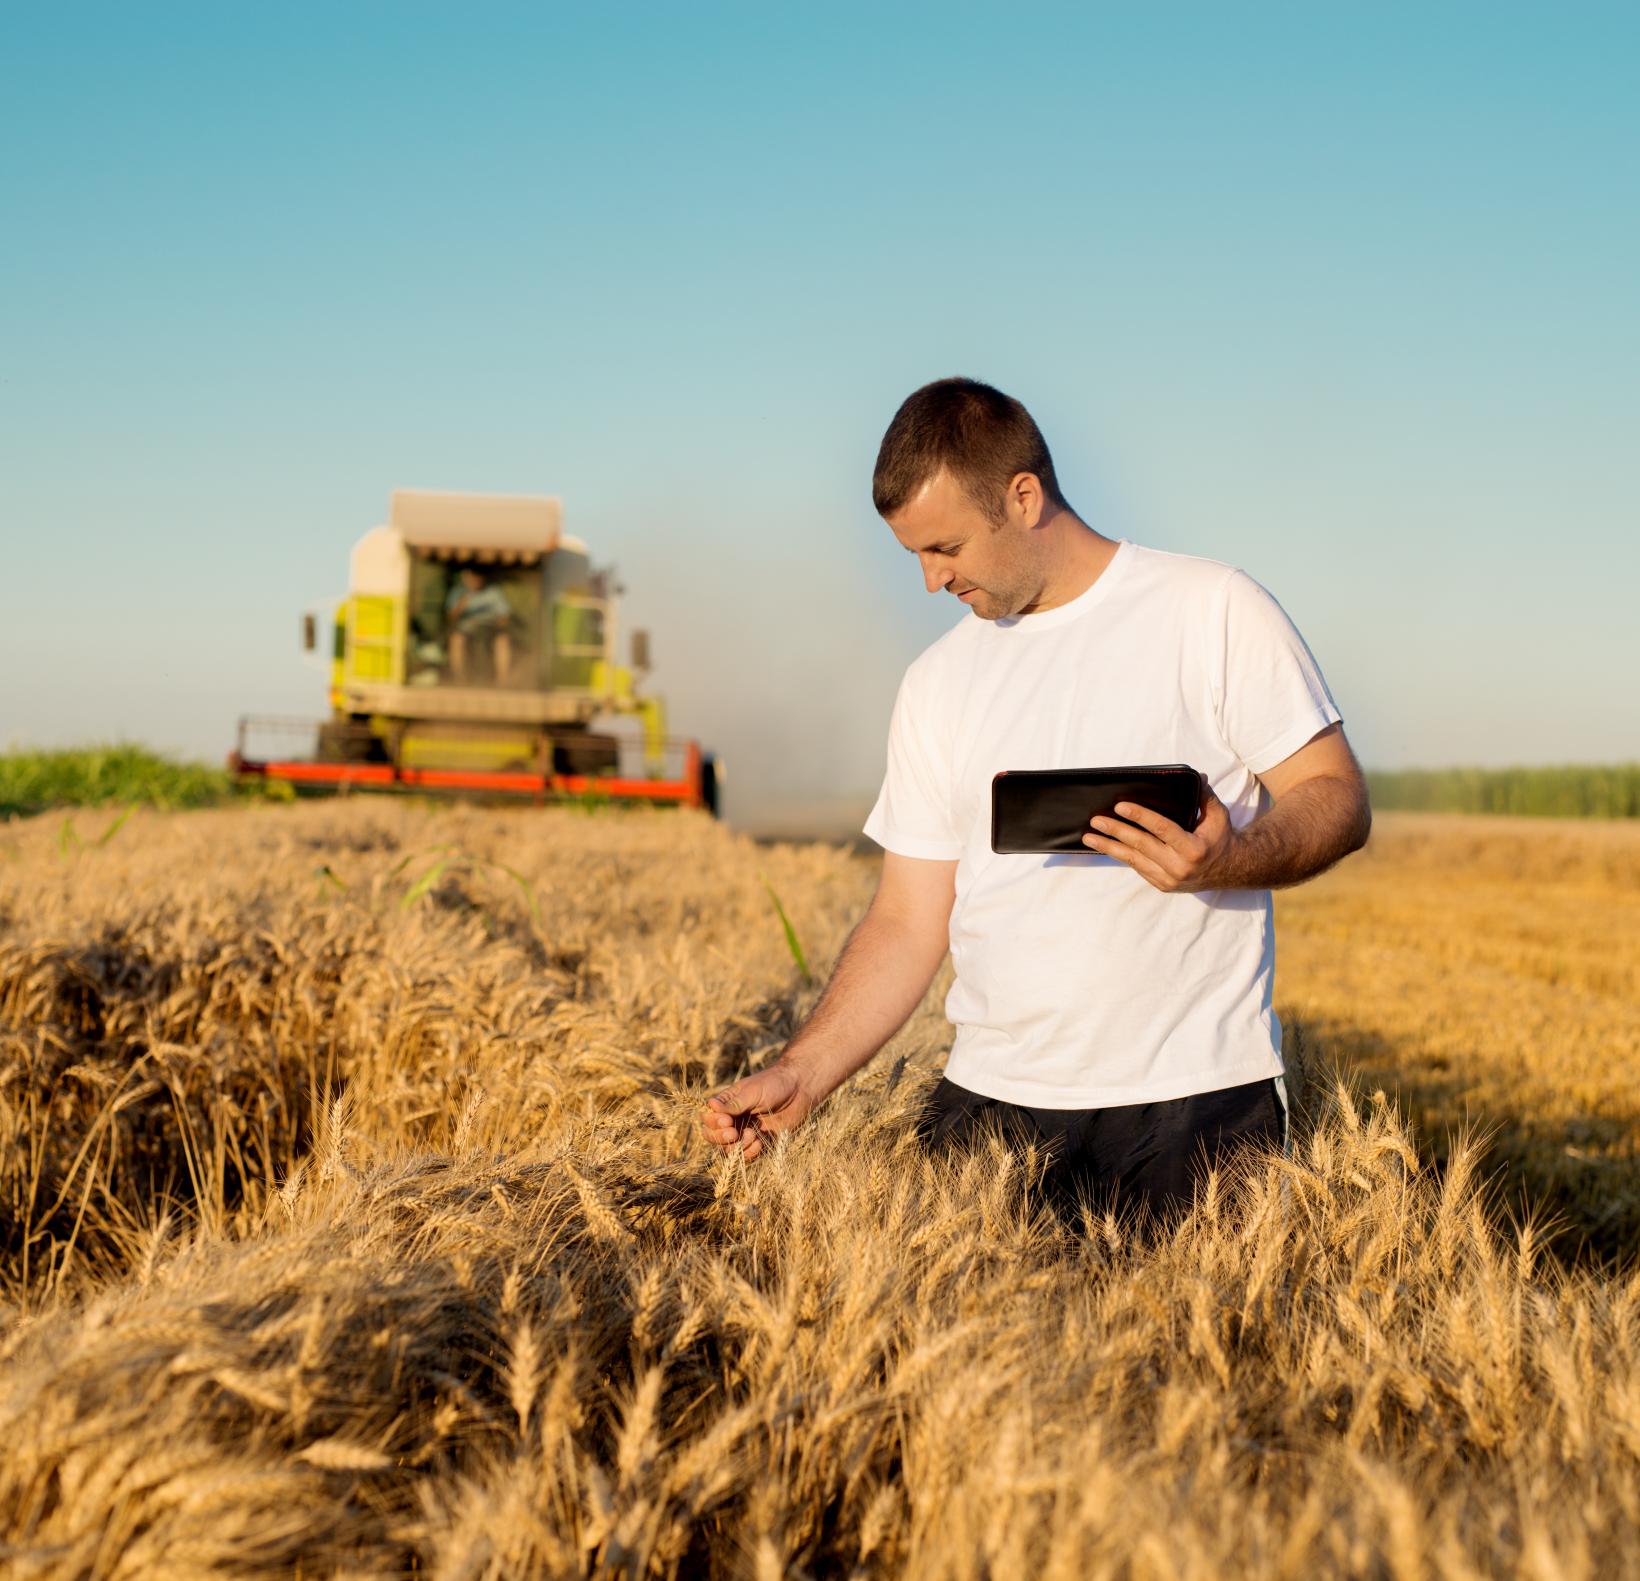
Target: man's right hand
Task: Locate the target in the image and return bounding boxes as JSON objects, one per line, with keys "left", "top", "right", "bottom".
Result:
{"left": 699, "top": 852, "right": 956, "bottom": 1162}
{"left": 701, "top": 1063, "right": 816, "bottom": 1160}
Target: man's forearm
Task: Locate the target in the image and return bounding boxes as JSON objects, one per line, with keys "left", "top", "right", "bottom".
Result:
{"left": 1210, "top": 775, "right": 1371, "bottom": 890}
{"left": 776, "top": 908, "right": 946, "bottom": 1104}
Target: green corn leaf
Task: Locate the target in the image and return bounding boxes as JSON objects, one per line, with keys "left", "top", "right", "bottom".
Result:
{"left": 400, "top": 855, "right": 455, "bottom": 910}
{"left": 494, "top": 862, "right": 544, "bottom": 930}
{"left": 387, "top": 842, "right": 457, "bottom": 880}
{"left": 760, "top": 873, "right": 812, "bottom": 987}
{"left": 95, "top": 807, "right": 134, "bottom": 847}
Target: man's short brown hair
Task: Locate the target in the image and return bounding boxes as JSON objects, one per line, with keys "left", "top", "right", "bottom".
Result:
{"left": 872, "top": 377, "right": 1067, "bottom": 525}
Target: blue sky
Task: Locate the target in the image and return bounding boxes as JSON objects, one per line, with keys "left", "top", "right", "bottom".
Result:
{"left": 3, "top": 3, "right": 1635, "bottom": 826}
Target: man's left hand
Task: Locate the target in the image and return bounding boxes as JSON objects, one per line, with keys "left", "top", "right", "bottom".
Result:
{"left": 1082, "top": 785, "right": 1237, "bottom": 893}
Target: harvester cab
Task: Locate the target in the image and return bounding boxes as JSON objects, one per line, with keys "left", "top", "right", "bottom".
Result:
{"left": 234, "top": 489, "right": 720, "bottom": 813}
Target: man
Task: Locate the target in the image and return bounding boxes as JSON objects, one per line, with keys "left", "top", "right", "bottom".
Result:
{"left": 446, "top": 568, "right": 515, "bottom": 685}
{"left": 702, "top": 378, "right": 1370, "bottom": 1224}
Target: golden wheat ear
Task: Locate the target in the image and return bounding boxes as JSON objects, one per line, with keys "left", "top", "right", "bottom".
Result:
{"left": 3, "top": 798, "right": 1637, "bottom": 1580}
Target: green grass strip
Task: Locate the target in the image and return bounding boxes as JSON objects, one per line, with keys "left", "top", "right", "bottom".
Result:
{"left": 0, "top": 744, "right": 289, "bottom": 818}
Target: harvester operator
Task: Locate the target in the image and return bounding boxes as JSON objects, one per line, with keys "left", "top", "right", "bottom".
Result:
{"left": 446, "top": 568, "right": 514, "bottom": 686}
{"left": 701, "top": 377, "right": 1372, "bottom": 1225}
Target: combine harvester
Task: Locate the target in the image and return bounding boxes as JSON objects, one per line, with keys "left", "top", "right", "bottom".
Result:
{"left": 233, "top": 489, "right": 720, "bottom": 812}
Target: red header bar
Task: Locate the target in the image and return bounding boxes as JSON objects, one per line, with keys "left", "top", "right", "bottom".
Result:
{"left": 240, "top": 760, "right": 697, "bottom": 803}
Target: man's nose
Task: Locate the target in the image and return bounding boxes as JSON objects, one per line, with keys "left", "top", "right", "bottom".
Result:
{"left": 919, "top": 555, "right": 952, "bottom": 594}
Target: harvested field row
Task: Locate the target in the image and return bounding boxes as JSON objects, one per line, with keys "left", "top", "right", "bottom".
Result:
{"left": 1, "top": 801, "right": 1637, "bottom": 1577}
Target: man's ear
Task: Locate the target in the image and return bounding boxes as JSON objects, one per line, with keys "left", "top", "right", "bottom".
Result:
{"left": 1007, "top": 472, "right": 1046, "bottom": 530}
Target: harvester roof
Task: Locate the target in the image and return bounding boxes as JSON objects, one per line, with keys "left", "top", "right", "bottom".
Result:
{"left": 390, "top": 489, "right": 563, "bottom": 564}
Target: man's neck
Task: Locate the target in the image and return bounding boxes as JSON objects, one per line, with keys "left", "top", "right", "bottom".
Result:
{"left": 1022, "top": 512, "right": 1122, "bottom": 614}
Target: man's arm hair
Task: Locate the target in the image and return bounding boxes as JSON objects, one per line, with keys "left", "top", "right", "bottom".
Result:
{"left": 1210, "top": 772, "right": 1370, "bottom": 890}
{"left": 1213, "top": 724, "right": 1372, "bottom": 890}
{"left": 776, "top": 852, "right": 955, "bottom": 1105}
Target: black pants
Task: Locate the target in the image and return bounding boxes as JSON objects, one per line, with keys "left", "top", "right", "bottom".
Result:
{"left": 914, "top": 1075, "right": 1286, "bottom": 1229}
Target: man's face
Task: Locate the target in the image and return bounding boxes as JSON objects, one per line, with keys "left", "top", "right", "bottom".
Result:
{"left": 460, "top": 569, "right": 484, "bottom": 591}
{"left": 884, "top": 469, "right": 1043, "bottom": 621}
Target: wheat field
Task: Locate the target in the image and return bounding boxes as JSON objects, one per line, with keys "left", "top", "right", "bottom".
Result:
{"left": 2, "top": 800, "right": 1638, "bottom": 1578}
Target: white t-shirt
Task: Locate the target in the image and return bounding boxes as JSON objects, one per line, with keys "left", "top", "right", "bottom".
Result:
{"left": 862, "top": 538, "right": 1342, "bottom": 1109}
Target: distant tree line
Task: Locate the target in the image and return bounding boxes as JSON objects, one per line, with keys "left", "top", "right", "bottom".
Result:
{"left": 1365, "top": 763, "right": 1640, "bottom": 819}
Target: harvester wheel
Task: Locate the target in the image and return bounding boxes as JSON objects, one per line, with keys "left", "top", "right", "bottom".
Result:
{"left": 552, "top": 734, "right": 620, "bottom": 777}
{"left": 700, "top": 752, "right": 722, "bottom": 818}
{"left": 317, "top": 719, "right": 387, "bottom": 764}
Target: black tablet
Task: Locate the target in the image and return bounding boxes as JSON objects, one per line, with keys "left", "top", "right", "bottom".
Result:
{"left": 991, "top": 764, "right": 1204, "bottom": 855}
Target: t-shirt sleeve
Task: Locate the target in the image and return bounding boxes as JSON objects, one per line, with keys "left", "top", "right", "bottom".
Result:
{"left": 1214, "top": 569, "right": 1343, "bottom": 776}
{"left": 862, "top": 666, "right": 963, "bottom": 860}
